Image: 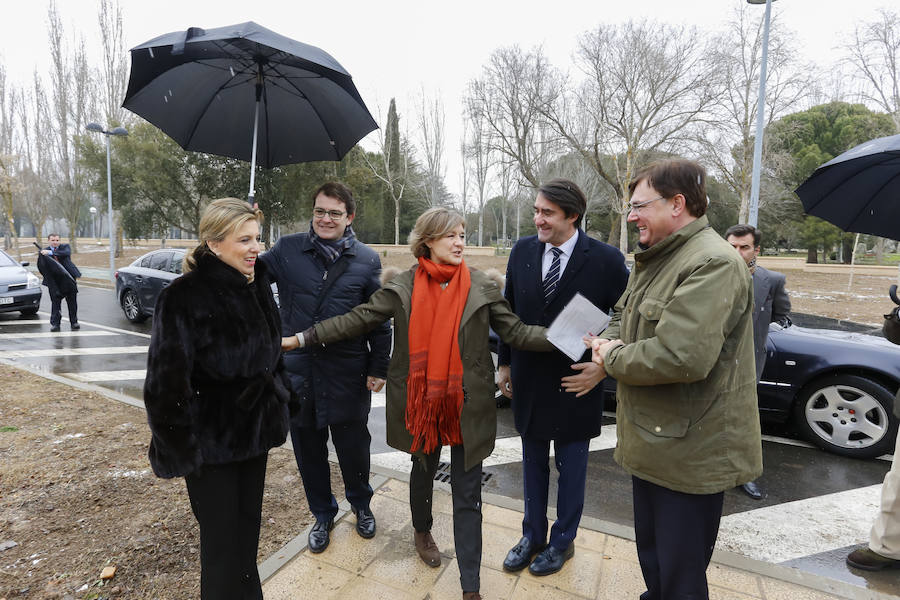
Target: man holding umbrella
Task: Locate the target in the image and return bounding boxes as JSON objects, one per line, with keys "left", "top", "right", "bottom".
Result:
{"left": 39, "top": 234, "right": 81, "bottom": 331}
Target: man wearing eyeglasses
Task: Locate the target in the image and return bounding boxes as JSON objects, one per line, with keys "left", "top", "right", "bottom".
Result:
{"left": 590, "top": 159, "right": 761, "bottom": 600}
{"left": 260, "top": 181, "right": 390, "bottom": 553}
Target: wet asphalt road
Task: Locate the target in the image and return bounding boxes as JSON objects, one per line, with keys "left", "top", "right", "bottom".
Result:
{"left": 1, "top": 284, "right": 897, "bottom": 596}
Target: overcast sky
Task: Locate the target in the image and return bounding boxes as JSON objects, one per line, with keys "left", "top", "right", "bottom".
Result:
{"left": 1, "top": 0, "right": 893, "bottom": 198}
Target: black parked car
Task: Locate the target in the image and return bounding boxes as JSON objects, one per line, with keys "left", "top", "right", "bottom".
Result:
{"left": 115, "top": 249, "right": 185, "bottom": 323}
{"left": 0, "top": 248, "right": 41, "bottom": 316}
{"left": 115, "top": 248, "right": 280, "bottom": 323}
{"left": 492, "top": 320, "right": 900, "bottom": 460}
{"left": 759, "top": 321, "right": 899, "bottom": 459}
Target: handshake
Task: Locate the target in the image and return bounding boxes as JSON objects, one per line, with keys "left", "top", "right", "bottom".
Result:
{"left": 584, "top": 336, "right": 625, "bottom": 367}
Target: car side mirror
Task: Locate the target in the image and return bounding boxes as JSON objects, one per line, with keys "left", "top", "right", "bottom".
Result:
{"left": 20, "top": 261, "right": 30, "bottom": 267}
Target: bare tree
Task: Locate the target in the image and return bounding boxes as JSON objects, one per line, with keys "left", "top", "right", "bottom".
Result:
{"left": 0, "top": 61, "right": 22, "bottom": 257}
{"left": 415, "top": 89, "right": 447, "bottom": 207}
{"left": 97, "top": 0, "right": 129, "bottom": 126}
{"left": 541, "top": 21, "right": 721, "bottom": 252}
{"left": 497, "top": 159, "right": 515, "bottom": 243}
{"left": 458, "top": 117, "right": 470, "bottom": 220}
{"left": 363, "top": 98, "right": 408, "bottom": 244}
{"left": 47, "top": 1, "right": 96, "bottom": 252}
{"left": 698, "top": 5, "right": 810, "bottom": 223}
{"left": 465, "top": 45, "right": 559, "bottom": 189}
{"left": 17, "top": 75, "right": 53, "bottom": 242}
{"left": 845, "top": 8, "right": 900, "bottom": 132}
{"left": 464, "top": 97, "right": 494, "bottom": 246}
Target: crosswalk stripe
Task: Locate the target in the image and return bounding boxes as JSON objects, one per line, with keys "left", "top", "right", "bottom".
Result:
{"left": 0, "top": 320, "right": 45, "bottom": 326}
{"left": 717, "top": 484, "right": 880, "bottom": 563}
{"left": 369, "top": 427, "right": 619, "bottom": 471}
{"left": 62, "top": 370, "right": 147, "bottom": 382}
{"left": 0, "top": 346, "right": 148, "bottom": 359}
{"left": 0, "top": 331, "right": 118, "bottom": 339}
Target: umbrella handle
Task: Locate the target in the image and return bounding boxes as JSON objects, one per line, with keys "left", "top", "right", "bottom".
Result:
{"left": 248, "top": 98, "right": 260, "bottom": 203}
{"left": 890, "top": 285, "right": 900, "bottom": 306}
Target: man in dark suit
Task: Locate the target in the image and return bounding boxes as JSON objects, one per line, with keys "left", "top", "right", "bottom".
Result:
{"left": 726, "top": 224, "right": 791, "bottom": 500}
{"left": 41, "top": 233, "right": 81, "bottom": 331}
{"left": 498, "top": 179, "right": 628, "bottom": 576}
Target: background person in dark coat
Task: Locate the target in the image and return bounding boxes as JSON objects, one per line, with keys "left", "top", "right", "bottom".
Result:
{"left": 144, "top": 198, "right": 290, "bottom": 600}
{"left": 497, "top": 179, "right": 629, "bottom": 576}
{"left": 260, "top": 182, "right": 390, "bottom": 553}
{"left": 726, "top": 224, "right": 791, "bottom": 500}
{"left": 41, "top": 233, "right": 81, "bottom": 331}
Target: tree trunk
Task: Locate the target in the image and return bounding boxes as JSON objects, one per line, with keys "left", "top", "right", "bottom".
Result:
{"left": 875, "top": 237, "right": 885, "bottom": 264}
{"left": 618, "top": 210, "right": 628, "bottom": 254}
{"left": 806, "top": 246, "right": 818, "bottom": 264}
{"left": 607, "top": 214, "right": 620, "bottom": 250}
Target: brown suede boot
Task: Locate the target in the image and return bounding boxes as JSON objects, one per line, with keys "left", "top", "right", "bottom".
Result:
{"left": 414, "top": 531, "right": 441, "bottom": 567}
{"left": 462, "top": 593, "right": 482, "bottom": 600}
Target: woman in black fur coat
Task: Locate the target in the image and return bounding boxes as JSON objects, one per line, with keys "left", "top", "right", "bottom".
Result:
{"left": 143, "top": 198, "right": 290, "bottom": 600}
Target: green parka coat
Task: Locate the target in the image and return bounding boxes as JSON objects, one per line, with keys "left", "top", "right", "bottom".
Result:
{"left": 314, "top": 266, "right": 552, "bottom": 471}
{"left": 603, "top": 216, "right": 763, "bottom": 494}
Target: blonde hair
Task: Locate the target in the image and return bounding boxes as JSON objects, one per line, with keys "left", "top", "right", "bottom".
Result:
{"left": 183, "top": 198, "right": 263, "bottom": 273}
{"left": 408, "top": 207, "right": 465, "bottom": 259}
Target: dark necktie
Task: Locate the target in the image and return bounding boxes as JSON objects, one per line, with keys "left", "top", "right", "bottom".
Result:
{"left": 542, "top": 247, "right": 562, "bottom": 301}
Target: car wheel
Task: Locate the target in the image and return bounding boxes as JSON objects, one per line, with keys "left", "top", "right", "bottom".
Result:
{"left": 793, "top": 374, "right": 897, "bottom": 459}
{"left": 121, "top": 289, "right": 147, "bottom": 323}
{"left": 20, "top": 308, "right": 38, "bottom": 317}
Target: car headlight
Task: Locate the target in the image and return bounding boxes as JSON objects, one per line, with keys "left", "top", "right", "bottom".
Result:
{"left": 26, "top": 273, "right": 40, "bottom": 289}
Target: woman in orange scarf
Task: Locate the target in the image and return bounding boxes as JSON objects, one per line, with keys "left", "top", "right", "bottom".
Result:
{"left": 285, "top": 207, "right": 552, "bottom": 600}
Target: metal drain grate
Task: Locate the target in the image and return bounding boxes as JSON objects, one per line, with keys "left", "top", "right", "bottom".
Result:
{"left": 433, "top": 461, "right": 493, "bottom": 486}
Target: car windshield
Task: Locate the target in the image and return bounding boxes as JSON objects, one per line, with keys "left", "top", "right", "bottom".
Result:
{"left": 0, "top": 251, "right": 16, "bottom": 267}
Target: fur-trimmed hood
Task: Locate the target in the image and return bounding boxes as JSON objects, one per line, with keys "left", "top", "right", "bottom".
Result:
{"left": 380, "top": 264, "right": 505, "bottom": 290}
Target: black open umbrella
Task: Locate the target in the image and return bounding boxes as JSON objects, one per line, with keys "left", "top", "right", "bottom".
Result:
{"left": 795, "top": 133, "right": 900, "bottom": 241}
{"left": 123, "top": 21, "right": 377, "bottom": 201}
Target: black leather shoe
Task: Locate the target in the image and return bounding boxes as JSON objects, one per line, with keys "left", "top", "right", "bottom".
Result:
{"left": 503, "top": 537, "right": 544, "bottom": 572}
{"left": 847, "top": 547, "right": 900, "bottom": 571}
{"left": 528, "top": 543, "right": 574, "bottom": 576}
{"left": 740, "top": 481, "right": 764, "bottom": 500}
{"left": 70, "top": 322, "right": 80, "bottom": 330}
{"left": 352, "top": 506, "right": 376, "bottom": 539}
{"left": 50, "top": 325, "right": 60, "bottom": 332}
{"left": 308, "top": 518, "right": 334, "bottom": 553}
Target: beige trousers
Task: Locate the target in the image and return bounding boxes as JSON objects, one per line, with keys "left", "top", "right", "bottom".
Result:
{"left": 870, "top": 430, "right": 900, "bottom": 559}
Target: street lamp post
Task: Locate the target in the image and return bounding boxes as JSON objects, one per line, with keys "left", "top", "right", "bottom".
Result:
{"left": 86, "top": 123, "right": 127, "bottom": 281}
{"left": 747, "top": 0, "right": 777, "bottom": 227}
{"left": 89, "top": 206, "right": 97, "bottom": 239}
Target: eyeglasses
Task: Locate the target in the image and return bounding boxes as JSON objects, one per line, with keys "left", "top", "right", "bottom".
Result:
{"left": 626, "top": 195, "right": 666, "bottom": 214}
{"left": 313, "top": 207, "right": 346, "bottom": 220}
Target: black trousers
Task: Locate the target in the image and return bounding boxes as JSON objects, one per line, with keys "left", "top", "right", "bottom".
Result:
{"left": 632, "top": 476, "right": 724, "bottom": 600}
{"left": 185, "top": 454, "right": 268, "bottom": 600}
{"left": 49, "top": 292, "right": 77, "bottom": 327}
{"left": 410, "top": 445, "right": 482, "bottom": 593}
{"left": 290, "top": 419, "right": 373, "bottom": 522}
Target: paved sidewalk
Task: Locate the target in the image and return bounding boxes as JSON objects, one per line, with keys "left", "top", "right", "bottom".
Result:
{"left": 260, "top": 473, "right": 865, "bottom": 600}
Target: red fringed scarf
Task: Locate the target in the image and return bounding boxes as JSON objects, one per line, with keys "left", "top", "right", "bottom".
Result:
{"left": 406, "top": 256, "right": 471, "bottom": 454}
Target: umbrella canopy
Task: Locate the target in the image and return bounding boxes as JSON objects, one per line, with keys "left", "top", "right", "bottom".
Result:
{"left": 123, "top": 21, "right": 377, "bottom": 174}
{"left": 795, "top": 133, "right": 900, "bottom": 241}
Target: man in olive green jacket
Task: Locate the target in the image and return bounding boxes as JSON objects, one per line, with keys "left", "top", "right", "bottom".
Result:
{"left": 592, "top": 159, "right": 762, "bottom": 600}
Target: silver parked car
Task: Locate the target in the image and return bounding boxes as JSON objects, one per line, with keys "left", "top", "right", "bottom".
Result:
{"left": 0, "top": 248, "right": 41, "bottom": 316}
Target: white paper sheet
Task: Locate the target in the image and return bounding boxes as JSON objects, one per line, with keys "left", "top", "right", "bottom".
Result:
{"left": 546, "top": 292, "right": 611, "bottom": 361}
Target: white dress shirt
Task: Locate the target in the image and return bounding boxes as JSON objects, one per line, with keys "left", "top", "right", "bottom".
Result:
{"left": 541, "top": 229, "right": 579, "bottom": 280}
